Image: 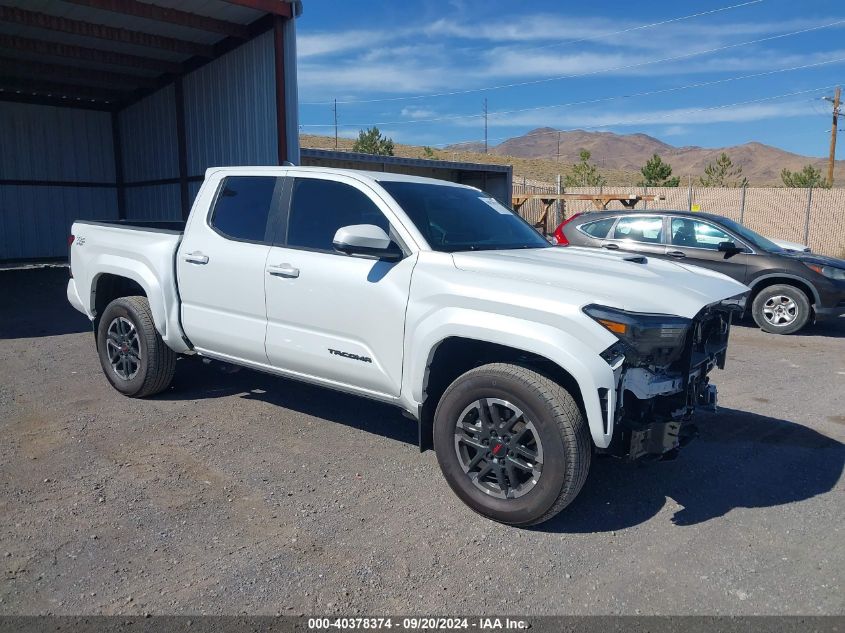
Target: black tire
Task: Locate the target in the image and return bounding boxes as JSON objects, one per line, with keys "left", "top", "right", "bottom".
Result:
{"left": 751, "top": 284, "right": 811, "bottom": 334}
{"left": 433, "top": 363, "right": 591, "bottom": 527}
{"left": 96, "top": 295, "right": 176, "bottom": 397}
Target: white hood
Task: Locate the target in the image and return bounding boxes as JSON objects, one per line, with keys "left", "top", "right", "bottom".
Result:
{"left": 451, "top": 246, "right": 748, "bottom": 319}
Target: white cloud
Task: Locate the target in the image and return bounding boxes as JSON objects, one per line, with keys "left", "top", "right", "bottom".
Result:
{"left": 298, "top": 62, "right": 454, "bottom": 97}
{"left": 476, "top": 100, "right": 819, "bottom": 130}
{"left": 662, "top": 125, "right": 689, "bottom": 137}
{"left": 297, "top": 30, "right": 400, "bottom": 58}
{"left": 400, "top": 106, "right": 436, "bottom": 119}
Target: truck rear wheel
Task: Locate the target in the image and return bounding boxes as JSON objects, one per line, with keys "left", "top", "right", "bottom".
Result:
{"left": 96, "top": 296, "right": 176, "bottom": 398}
{"left": 433, "top": 363, "right": 591, "bottom": 527}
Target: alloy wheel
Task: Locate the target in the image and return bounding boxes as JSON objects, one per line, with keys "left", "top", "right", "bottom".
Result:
{"left": 105, "top": 316, "right": 141, "bottom": 380}
{"left": 453, "top": 398, "right": 544, "bottom": 499}
{"left": 762, "top": 295, "right": 798, "bottom": 326}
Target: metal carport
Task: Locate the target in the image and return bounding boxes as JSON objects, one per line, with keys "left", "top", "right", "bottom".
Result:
{"left": 300, "top": 148, "right": 513, "bottom": 206}
{"left": 0, "top": 0, "right": 301, "bottom": 262}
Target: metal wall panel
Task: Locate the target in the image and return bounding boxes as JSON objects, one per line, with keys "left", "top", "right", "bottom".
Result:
{"left": 0, "top": 185, "right": 118, "bottom": 260}
{"left": 188, "top": 180, "right": 203, "bottom": 207}
{"left": 124, "top": 184, "right": 182, "bottom": 221}
{"left": 0, "top": 101, "right": 115, "bottom": 182}
{"left": 183, "top": 30, "right": 278, "bottom": 175}
{"left": 119, "top": 84, "right": 179, "bottom": 182}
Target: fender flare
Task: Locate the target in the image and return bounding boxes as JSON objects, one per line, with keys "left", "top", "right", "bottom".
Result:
{"left": 88, "top": 255, "right": 170, "bottom": 339}
{"left": 401, "top": 308, "right": 617, "bottom": 448}
{"left": 747, "top": 273, "right": 820, "bottom": 304}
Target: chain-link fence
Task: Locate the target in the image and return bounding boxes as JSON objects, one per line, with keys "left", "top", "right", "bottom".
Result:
{"left": 512, "top": 180, "right": 845, "bottom": 258}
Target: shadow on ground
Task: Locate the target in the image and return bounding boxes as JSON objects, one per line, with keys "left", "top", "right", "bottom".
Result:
{"left": 732, "top": 313, "right": 845, "bottom": 338}
{"left": 161, "top": 357, "right": 843, "bottom": 532}
{"left": 159, "top": 355, "right": 418, "bottom": 447}
{"left": 539, "top": 408, "right": 844, "bottom": 532}
{"left": 0, "top": 267, "right": 90, "bottom": 339}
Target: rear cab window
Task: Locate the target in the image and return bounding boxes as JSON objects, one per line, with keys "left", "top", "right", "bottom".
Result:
{"left": 209, "top": 176, "right": 280, "bottom": 243}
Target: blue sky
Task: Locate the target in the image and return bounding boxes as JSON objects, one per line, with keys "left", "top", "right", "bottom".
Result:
{"left": 294, "top": 0, "right": 843, "bottom": 157}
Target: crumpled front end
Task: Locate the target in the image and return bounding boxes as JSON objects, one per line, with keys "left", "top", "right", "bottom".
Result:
{"left": 596, "top": 294, "right": 746, "bottom": 461}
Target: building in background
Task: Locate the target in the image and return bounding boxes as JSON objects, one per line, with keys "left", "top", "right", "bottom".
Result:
{"left": 0, "top": 0, "right": 301, "bottom": 262}
{"left": 300, "top": 149, "right": 512, "bottom": 206}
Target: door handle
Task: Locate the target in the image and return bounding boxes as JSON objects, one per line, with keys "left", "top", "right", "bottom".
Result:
{"left": 267, "top": 263, "right": 300, "bottom": 278}
{"left": 183, "top": 251, "right": 209, "bottom": 264}
{"left": 602, "top": 243, "right": 619, "bottom": 250}
{"left": 666, "top": 250, "right": 686, "bottom": 259}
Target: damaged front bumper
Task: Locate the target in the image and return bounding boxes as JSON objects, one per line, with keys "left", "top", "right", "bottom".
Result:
{"left": 601, "top": 297, "right": 742, "bottom": 461}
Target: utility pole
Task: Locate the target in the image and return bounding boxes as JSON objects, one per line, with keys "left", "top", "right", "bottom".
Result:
{"left": 483, "top": 97, "right": 488, "bottom": 154}
{"left": 333, "top": 98, "right": 338, "bottom": 150}
{"left": 823, "top": 86, "right": 841, "bottom": 186}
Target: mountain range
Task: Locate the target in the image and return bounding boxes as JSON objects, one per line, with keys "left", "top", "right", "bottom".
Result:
{"left": 449, "top": 128, "right": 844, "bottom": 185}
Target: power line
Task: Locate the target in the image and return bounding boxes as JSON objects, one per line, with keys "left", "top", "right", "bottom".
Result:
{"left": 515, "top": 0, "right": 764, "bottom": 54}
{"left": 299, "top": 56, "right": 845, "bottom": 129}
{"left": 301, "top": 17, "right": 843, "bottom": 106}
{"left": 434, "top": 85, "right": 837, "bottom": 148}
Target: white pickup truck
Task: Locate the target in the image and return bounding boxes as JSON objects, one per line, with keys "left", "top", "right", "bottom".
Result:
{"left": 68, "top": 166, "right": 747, "bottom": 526}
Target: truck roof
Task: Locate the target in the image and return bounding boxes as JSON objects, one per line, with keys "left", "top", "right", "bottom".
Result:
{"left": 204, "top": 165, "right": 475, "bottom": 189}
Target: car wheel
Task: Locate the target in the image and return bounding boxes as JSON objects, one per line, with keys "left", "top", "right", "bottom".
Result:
{"left": 96, "top": 296, "right": 176, "bottom": 397}
{"left": 751, "top": 284, "right": 811, "bottom": 334}
{"left": 433, "top": 363, "right": 591, "bottom": 526}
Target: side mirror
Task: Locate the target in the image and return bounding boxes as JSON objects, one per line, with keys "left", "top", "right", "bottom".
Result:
{"left": 718, "top": 241, "right": 742, "bottom": 254}
{"left": 333, "top": 224, "right": 403, "bottom": 262}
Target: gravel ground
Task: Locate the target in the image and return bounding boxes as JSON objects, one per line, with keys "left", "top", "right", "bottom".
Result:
{"left": 1, "top": 267, "right": 843, "bottom": 616}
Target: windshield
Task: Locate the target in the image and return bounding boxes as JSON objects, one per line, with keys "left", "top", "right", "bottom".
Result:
{"left": 380, "top": 181, "right": 550, "bottom": 252}
{"left": 718, "top": 217, "right": 783, "bottom": 252}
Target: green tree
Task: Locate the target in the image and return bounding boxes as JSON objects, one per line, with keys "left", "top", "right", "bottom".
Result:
{"left": 637, "top": 154, "right": 680, "bottom": 187}
{"left": 422, "top": 146, "right": 436, "bottom": 159}
{"left": 781, "top": 164, "right": 830, "bottom": 188}
{"left": 352, "top": 126, "right": 395, "bottom": 156}
{"left": 699, "top": 152, "right": 748, "bottom": 187}
{"left": 564, "top": 149, "right": 606, "bottom": 187}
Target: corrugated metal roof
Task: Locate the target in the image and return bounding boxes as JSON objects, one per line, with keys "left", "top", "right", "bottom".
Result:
{"left": 0, "top": 0, "right": 289, "bottom": 108}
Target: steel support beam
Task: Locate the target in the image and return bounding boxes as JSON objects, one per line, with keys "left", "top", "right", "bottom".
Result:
{"left": 63, "top": 0, "right": 251, "bottom": 39}
{"left": 0, "top": 5, "right": 214, "bottom": 57}
{"left": 0, "top": 57, "right": 155, "bottom": 90}
{"left": 111, "top": 111, "right": 127, "bottom": 220}
{"left": 0, "top": 77, "right": 128, "bottom": 103}
{"left": 174, "top": 78, "right": 191, "bottom": 220}
{"left": 0, "top": 34, "right": 181, "bottom": 74}
{"left": 223, "top": 0, "right": 292, "bottom": 18}
{"left": 273, "top": 14, "right": 288, "bottom": 165}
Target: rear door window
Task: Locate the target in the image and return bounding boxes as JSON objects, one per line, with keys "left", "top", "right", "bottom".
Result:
{"left": 579, "top": 218, "right": 616, "bottom": 239}
{"left": 612, "top": 216, "right": 664, "bottom": 244}
{"left": 209, "top": 176, "right": 279, "bottom": 243}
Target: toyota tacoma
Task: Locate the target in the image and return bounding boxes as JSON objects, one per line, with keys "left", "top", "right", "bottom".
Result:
{"left": 67, "top": 167, "right": 747, "bottom": 525}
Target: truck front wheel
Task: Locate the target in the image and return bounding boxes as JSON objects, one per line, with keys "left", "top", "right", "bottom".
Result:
{"left": 96, "top": 296, "right": 176, "bottom": 398}
{"left": 433, "top": 363, "right": 591, "bottom": 526}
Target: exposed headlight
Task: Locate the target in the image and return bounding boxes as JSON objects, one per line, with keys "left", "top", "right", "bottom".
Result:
{"left": 583, "top": 304, "right": 691, "bottom": 366}
{"left": 804, "top": 262, "right": 845, "bottom": 281}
